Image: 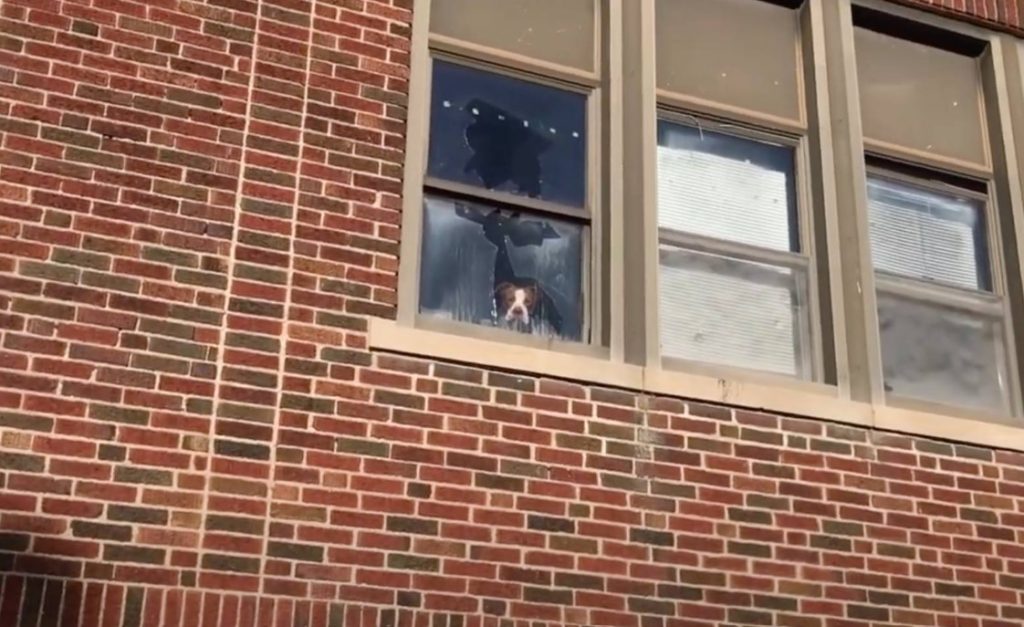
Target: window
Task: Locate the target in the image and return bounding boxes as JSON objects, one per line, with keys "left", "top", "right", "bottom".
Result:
{"left": 656, "top": 121, "right": 813, "bottom": 378}
{"left": 853, "top": 11, "right": 1018, "bottom": 415}
{"left": 654, "top": 0, "right": 818, "bottom": 380}
{"left": 394, "top": 0, "right": 1024, "bottom": 430}
{"left": 407, "top": 1, "right": 601, "bottom": 344}
{"left": 867, "top": 174, "right": 1009, "bottom": 412}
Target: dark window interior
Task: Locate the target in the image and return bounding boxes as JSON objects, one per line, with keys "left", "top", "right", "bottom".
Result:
{"left": 427, "top": 59, "right": 588, "bottom": 208}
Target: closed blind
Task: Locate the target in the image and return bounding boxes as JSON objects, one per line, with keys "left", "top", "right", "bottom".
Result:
{"left": 657, "top": 121, "right": 797, "bottom": 251}
{"left": 659, "top": 247, "right": 807, "bottom": 378}
{"left": 867, "top": 177, "right": 988, "bottom": 291}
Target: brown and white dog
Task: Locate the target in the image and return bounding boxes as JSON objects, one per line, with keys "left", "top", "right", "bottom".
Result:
{"left": 495, "top": 280, "right": 538, "bottom": 326}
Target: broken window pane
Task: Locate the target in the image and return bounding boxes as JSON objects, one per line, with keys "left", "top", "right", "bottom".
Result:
{"left": 877, "top": 292, "right": 1007, "bottom": 413}
{"left": 659, "top": 245, "right": 811, "bottom": 378}
{"left": 658, "top": 121, "right": 798, "bottom": 252}
{"left": 867, "top": 176, "right": 990, "bottom": 291}
{"left": 419, "top": 195, "right": 585, "bottom": 341}
{"left": 428, "top": 60, "right": 588, "bottom": 208}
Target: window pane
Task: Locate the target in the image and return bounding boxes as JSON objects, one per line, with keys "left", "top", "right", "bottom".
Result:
{"left": 878, "top": 292, "right": 1007, "bottom": 413}
{"left": 659, "top": 246, "right": 811, "bottom": 378}
{"left": 656, "top": 0, "right": 802, "bottom": 122}
{"left": 430, "top": 0, "right": 596, "bottom": 72}
{"left": 867, "top": 176, "right": 990, "bottom": 291}
{"left": 428, "top": 60, "right": 587, "bottom": 208}
{"left": 419, "top": 195, "right": 585, "bottom": 341}
{"left": 855, "top": 27, "right": 986, "bottom": 166}
{"left": 657, "top": 121, "right": 798, "bottom": 252}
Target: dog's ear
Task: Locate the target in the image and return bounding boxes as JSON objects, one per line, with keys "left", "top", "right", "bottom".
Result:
{"left": 493, "top": 283, "right": 516, "bottom": 306}
{"left": 521, "top": 285, "right": 537, "bottom": 308}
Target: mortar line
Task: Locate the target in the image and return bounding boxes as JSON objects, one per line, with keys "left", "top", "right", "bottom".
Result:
{"left": 196, "top": 0, "right": 264, "bottom": 606}
{"left": 253, "top": 0, "right": 320, "bottom": 619}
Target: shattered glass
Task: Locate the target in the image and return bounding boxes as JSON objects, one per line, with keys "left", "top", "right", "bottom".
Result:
{"left": 419, "top": 196, "right": 584, "bottom": 341}
{"left": 428, "top": 60, "right": 587, "bottom": 208}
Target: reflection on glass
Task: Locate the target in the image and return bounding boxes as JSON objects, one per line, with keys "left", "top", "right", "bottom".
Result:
{"left": 419, "top": 195, "right": 584, "bottom": 341}
{"left": 877, "top": 292, "right": 1007, "bottom": 413}
{"left": 428, "top": 60, "right": 587, "bottom": 207}
{"left": 659, "top": 245, "right": 810, "bottom": 378}
{"left": 657, "top": 121, "right": 798, "bottom": 252}
{"left": 867, "top": 176, "right": 990, "bottom": 291}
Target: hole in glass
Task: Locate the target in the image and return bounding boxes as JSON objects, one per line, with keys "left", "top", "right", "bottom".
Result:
{"left": 428, "top": 60, "right": 587, "bottom": 208}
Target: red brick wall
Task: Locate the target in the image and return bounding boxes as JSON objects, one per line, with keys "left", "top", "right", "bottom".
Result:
{"left": 903, "top": 0, "right": 1021, "bottom": 30}
{"left": 1, "top": 1, "right": 1024, "bottom": 626}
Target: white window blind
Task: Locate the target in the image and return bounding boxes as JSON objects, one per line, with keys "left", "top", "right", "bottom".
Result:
{"left": 659, "top": 247, "right": 808, "bottom": 377}
{"left": 867, "top": 177, "right": 987, "bottom": 291}
{"left": 656, "top": 122, "right": 810, "bottom": 378}
{"left": 657, "top": 122, "right": 797, "bottom": 251}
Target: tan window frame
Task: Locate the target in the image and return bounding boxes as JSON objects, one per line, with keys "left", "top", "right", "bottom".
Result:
{"left": 843, "top": 0, "right": 1024, "bottom": 422}
{"left": 652, "top": 111, "right": 825, "bottom": 385}
{"left": 864, "top": 165, "right": 1019, "bottom": 420}
{"left": 396, "top": 0, "right": 608, "bottom": 357}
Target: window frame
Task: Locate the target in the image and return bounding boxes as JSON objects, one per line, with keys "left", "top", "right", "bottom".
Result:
{"left": 396, "top": 6, "right": 608, "bottom": 356}
{"left": 845, "top": 0, "right": 1024, "bottom": 421}
{"left": 384, "top": 0, "right": 1024, "bottom": 442}
{"left": 653, "top": 111, "right": 826, "bottom": 384}
{"left": 863, "top": 165, "right": 1019, "bottom": 419}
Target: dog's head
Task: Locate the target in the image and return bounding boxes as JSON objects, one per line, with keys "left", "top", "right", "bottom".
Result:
{"left": 495, "top": 282, "right": 537, "bottom": 326}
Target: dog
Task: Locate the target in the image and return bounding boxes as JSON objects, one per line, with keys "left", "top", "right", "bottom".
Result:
{"left": 495, "top": 280, "right": 539, "bottom": 326}
{"left": 493, "top": 277, "right": 564, "bottom": 336}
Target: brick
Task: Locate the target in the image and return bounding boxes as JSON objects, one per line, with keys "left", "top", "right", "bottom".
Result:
{"left": 71, "top": 521, "right": 132, "bottom": 542}
{"left": 103, "top": 545, "right": 165, "bottom": 565}
{"left": 0, "top": 452, "right": 45, "bottom": 472}
{"left": 630, "top": 528, "right": 674, "bottom": 547}
{"left": 267, "top": 541, "right": 324, "bottom": 563}
{"left": 51, "top": 248, "right": 111, "bottom": 271}
{"left": 201, "top": 554, "right": 261, "bottom": 574}
{"left": 18, "top": 260, "right": 80, "bottom": 284}
{"left": 214, "top": 439, "right": 270, "bottom": 461}
{"left": 386, "top": 516, "right": 439, "bottom": 536}
{"left": 88, "top": 404, "right": 148, "bottom": 426}
{"left": 335, "top": 437, "right": 389, "bottom": 458}
{"left": 205, "top": 515, "right": 264, "bottom": 537}
{"left": 528, "top": 515, "right": 574, "bottom": 534}
{"left": 387, "top": 554, "right": 438, "bottom": 572}
{"left": 108, "top": 505, "right": 168, "bottom": 525}
{"left": 0, "top": 411, "right": 53, "bottom": 432}
{"left": 113, "top": 467, "right": 172, "bottom": 487}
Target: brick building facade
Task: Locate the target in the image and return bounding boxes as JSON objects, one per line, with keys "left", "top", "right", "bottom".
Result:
{"left": 3, "top": 0, "right": 1024, "bottom": 626}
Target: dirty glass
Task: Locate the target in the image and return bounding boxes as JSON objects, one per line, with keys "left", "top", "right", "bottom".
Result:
{"left": 657, "top": 120, "right": 799, "bottom": 252}
{"left": 855, "top": 26, "right": 987, "bottom": 166}
{"left": 427, "top": 60, "right": 588, "bottom": 208}
{"left": 430, "top": 0, "right": 596, "bottom": 72}
{"left": 656, "top": 0, "right": 802, "bottom": 122}
{"left": 877, "top": 292, "right": 1007, "bottom": 413}
{"left": 867, "top": 176, "right": 990, "bottom": 292}
{"left": 659, "top": 245, "right": 811, "bottom": 378}
{"left": 419, "top": 195, "right": 584, "bottom": 341}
